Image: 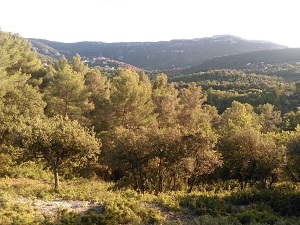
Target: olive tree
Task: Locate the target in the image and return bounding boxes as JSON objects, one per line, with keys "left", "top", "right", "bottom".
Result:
{"left": 219, "top": 127, "right": 286, "bottom": 188}
{"left": 19, "top": 116, "right": 101, "bottom": 190}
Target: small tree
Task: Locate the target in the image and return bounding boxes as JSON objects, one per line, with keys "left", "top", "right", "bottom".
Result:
{"left": 182, "top": 129, "right": 222, "bottom": 193}
{"left": 19, "top": 116, "right": 101, "bottom": 190}
{"left": 219, "top": 127, "right": 286, "bottom": 188}
{"left": 104, "top": 126, "right": 152, "bottom": 193}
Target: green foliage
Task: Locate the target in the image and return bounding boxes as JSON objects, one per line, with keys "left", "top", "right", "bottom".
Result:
{"left": 219, "top": 101, "right": 258, "bottom": 131}
{"left": 171, "top": 70, "right": 285, "bottom": 91}
{"left": 44, "top": 58, "right": 92, "bottom": 124}
{"left": 8, "top": 161, "right": 52, "bottom": 181}
{"left": 0, "top": 153, "right": 13, "bottom": 177}
{"left": 189, "top": 215, "right": 242, "bottom": 225}
{"left": 172, "top": 70, "right": 292, "bottom": 116}
{"left": 219, "top": 126, "right": 286, "bottom": 188}
{"left": 44, "top": 210, "right": 117, "bottom": 225}
{"left": 233, "top": 209, "right": 279, "bottom": 225}
{"left": 0, "top": 177, "right": 114, "bottom": 201}
{"left": 286, "top": 127, "right": 300, "bottom": 182}
{"left": 181, "top": 48, "right": 300, "bottom": 82}
{"left": 18, "top": 116, "right": 101, "bottom": 190}
{"left": 0, "top": 201, "right": 44, "bottom": 225}
{"left": 103, "top": 125, "right": 221, "bottom": 193}
{"left": 257, "top": 103, "right": 282, "bottom": 133}
{"left": 152, "top": 73, "right": 179, "bottom": 127}
{"left": 282, "top": 110, "right": 300, "bottom": 131}
{"left": 108, "top": 68, "right": 155, "bottom": 128}
{"left": 0, "top": 81, "right": 46, "bottom": 125}
{"left": 0, "top": 31, "right": 42, "bottom": 75}
{"left": 228, "top": 189, "right": 300, "bottom": 217}
{"left": 102, "top": 196, "right": 164, "bottom": 224}
{"left": 179, "top": 195, "right": 227, "bottom": 217}
{"left": 154, "top": 192, "right": 182, "bottom": 211}
{"left": 0, "top": 31, "right": 46, "bottom": 169}
{"left": 85, "top": 68, "right": 111, "bottom": 132}
{"left": 178, "top": 82, "right": 207, "bottom": 129}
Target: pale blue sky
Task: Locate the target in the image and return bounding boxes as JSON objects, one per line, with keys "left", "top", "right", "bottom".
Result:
{"left": 1, "top": 0, "right": 300, "bottom": 47}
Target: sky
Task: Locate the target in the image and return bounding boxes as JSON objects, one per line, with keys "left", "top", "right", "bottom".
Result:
{"left": 1, "top": 0, "right": 300, "bottom": 47}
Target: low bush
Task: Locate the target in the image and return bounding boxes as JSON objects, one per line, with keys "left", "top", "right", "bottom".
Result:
{"left": 43, "top": 210, "right": 117, "bottom": 225}
{"left": 0, "top": 201, "right": 44, "bottom": 225}
{"left": 102, "top": 194, "right": 164, "bottom": 224}
{"left": 233, "top": 209, "right": 279, "bottom": 225}
{"left": 179, "top": 195, "right": 228, "bottom": 216}
{"left": 227, "top": 189, "right": 300, "bottom": 217}
{"left": 9, "top": 161, "right": 53, "bottom": 181}
{"left": 155, "top": 192, "right": 181, "bottom": 211}
{"left": 191, "top": 215, "right": 242, "bottom": 225}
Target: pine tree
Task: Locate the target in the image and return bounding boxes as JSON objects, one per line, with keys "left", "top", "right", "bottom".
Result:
{"left": 152, "top": 73, "right": 179, "bottom": 127}
{"left": 108, "top": 68, "right": 155, "bottom": 128}
{"left": 44, "top": 62, "right": 93, "bottom": 125}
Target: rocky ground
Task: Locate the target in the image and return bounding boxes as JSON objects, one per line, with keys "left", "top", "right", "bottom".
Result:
{"left": 15, "top": 197, "right": 103, "bottom": 216}
{"left": 14, "top": 197, "right": 194, "bottom": 222}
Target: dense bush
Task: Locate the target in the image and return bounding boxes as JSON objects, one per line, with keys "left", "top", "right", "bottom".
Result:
{"left": 190, "top": 215, "right": 242, "bottom": 225}
{"left": 102, "top": 192, "right": 164, "bottom": 224}
{"left": 227, "top": 189, "right": 300, "bottom": 217}
{"left": 0, "top": 192, "right": 44, "bottom": 225}
{"left": 179, "top": 195, "right": 228, "bottom": 216}
{"left": 233, "top": 209, "right": 279, "bottom": 225}
{"left": 9, "top": 161, "right": 53, "bottom": 181}
{"left": 43, "top": 210, "right": 117, "bottom": 225}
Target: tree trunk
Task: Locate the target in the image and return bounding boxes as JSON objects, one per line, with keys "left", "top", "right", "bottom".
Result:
{"left": 188, "top": 174, "right": 196, "bottom": 193}
{"left": 158, "top": 157, "right": 163, "bottom": 193}
{"left": 132, "top": 170, "right": 139, "bottom": 192}
{"left": 269, "top": 173, "right": 277, "bottom": 189}
{"left": 53, "top": 167, "right": 59, "bottom": 191}
{"left": 138, "top": 172, "right": 146, "bottom": 194}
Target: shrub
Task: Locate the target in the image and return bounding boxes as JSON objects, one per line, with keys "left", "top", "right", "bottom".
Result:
{"left": 189, "top": 215, "right": 242, "bottom": 225}
{"left": 43, "top": 210, "right": 117, "bottom": 225}
{"left": 0, "top": 201, "right": 44, "bottom": 225}
{"left": 227, "top": 189, "right": 300, "bottom": 217}
{"left": 9, "top": 161, "right": 53, "bottom": 181}
{"left": 234, "top": 209, "right": 279, "bottom": 225}
{"left": 179, "top": 195, "right": 227, "bottom": 216}
{"left": 102, "top": 195, "right": 164, "bottom": 224}
{"left": 155, "top": 192, "right": 181, "bottom": 211}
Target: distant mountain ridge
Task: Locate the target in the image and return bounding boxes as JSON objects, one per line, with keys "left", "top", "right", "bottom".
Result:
{"left": 179, "top": 48, "right": 300, "bottom": 75}
{"left": 29, "top": 35, "right": 285, "bottom": 70}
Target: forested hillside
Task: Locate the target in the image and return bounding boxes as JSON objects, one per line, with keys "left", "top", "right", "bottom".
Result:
{"left": 29, "top": 35, "right": 284, "bottom": 70}
{"left": 2, "top": 30, "right": 300, "bottom": 224}
{"left": 177, "top": 48, "right": 300, "bottom": 82}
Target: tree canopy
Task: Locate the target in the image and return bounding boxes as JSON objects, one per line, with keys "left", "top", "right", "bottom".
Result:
{"left": 18, "top": 116, "right": 101, "bottom": 190}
